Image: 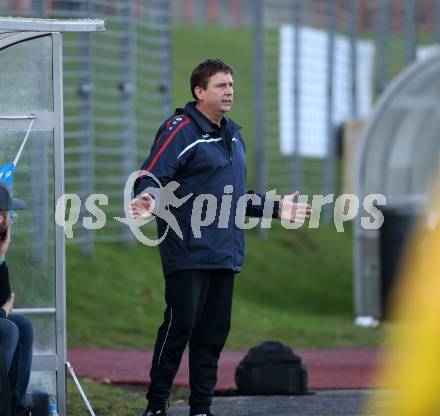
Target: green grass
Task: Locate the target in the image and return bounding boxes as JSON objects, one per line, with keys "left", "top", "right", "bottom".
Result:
{"left": 61, "top": 23, "right": 383, "bottom": 350}
{"left": 67, "top": 222, "right": 383, "bottom": 349}
{"left": 66, "top": 379, "right": 144, "bottom": 415}
{"left": 67, "top": 378, "right": 188, "bottom": 416}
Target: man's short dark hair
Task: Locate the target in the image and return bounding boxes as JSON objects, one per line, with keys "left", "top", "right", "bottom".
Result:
{"left": 190, "top": 59, "right": 234, "bottom": 100}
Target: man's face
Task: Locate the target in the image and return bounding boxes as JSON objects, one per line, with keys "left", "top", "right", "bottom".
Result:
{"left": 196, "top": 71, "right": 234, "bottom": 115}
{"left": 0, "top": 210, "right": 10, "bottom": 241}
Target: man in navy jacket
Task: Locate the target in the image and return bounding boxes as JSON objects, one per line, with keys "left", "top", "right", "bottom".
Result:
{"left": 132, "top": 59, "right": 311, "bottom": 416}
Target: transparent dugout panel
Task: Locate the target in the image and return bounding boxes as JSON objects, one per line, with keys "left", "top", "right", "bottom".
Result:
{"left": 0, "top": 129, "right": 55, "bottom": 309}
{"left": 28, "top": 371, "right": 56, "bottom": 397}
{"left": 26, "top": 314, "right": 56, "bottom": 355}
{"left": 362, "top": 57, "right": 440, "bottom": 198}
{"left": 0, "top": 34, "right": 53, "bottom": 113}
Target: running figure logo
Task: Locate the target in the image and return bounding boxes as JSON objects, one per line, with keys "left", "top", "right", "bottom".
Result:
{"left": 115, "top": 170, "right": 193, "bottom": 246}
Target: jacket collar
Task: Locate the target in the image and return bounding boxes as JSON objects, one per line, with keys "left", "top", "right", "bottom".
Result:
{"left": 180, "top": 102, "right": 241, "bottom": 135}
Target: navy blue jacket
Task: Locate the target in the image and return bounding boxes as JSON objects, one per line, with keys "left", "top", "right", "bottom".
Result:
{"left": 134, "top": 102, "right": 278, "bottom": 276}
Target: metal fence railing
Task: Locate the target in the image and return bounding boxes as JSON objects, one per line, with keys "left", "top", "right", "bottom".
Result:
{"left": 1, "top": 0, "right": 172, "bottom": 254}
{"left": 171, "top": 0, "right": 439, "bottom": 200}
{"left": 1, "top": 0, "right": 440, "bottom": 251}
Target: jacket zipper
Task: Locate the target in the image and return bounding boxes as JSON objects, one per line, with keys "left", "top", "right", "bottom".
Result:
{"left": 228, "top": 133, "right": 235, "bottom": 267}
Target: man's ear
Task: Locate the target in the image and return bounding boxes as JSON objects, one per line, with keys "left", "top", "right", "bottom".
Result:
{"left": 194, "top": 86, "right": 204, "bottom": 101}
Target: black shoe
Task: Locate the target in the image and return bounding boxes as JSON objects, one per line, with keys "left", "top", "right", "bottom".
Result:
{"left": 142, "top": 408, "right": 168, "bottom": 416}
{"left": 190, "top": 411, "right": 214, "bottom": 416}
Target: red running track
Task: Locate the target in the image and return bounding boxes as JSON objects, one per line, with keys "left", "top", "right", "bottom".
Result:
{"left": 67, "top": 348, "right": 380, "bottom": 390}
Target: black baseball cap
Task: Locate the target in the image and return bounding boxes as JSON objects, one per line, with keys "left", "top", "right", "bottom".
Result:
{"left": 0, "top": 182, "right": 27, "bottom": 210}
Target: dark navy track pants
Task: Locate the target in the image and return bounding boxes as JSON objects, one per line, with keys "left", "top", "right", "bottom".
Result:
{"left": 146, "top": 269, "right": 235, "bottom": 413}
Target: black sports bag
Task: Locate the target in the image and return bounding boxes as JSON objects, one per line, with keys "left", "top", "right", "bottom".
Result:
{"left": 235, "top": 341, "right": 308, "bottom": 395}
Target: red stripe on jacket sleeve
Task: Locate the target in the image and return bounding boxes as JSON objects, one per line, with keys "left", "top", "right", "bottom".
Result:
{"left": 153, "top": 121, "right": 171, "bottom": 149}
{"left": 145, "top": 118, "right": 190, "bottom": 173}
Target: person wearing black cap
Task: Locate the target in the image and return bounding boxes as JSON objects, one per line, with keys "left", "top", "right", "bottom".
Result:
{"left": 0, "top": 183, "right": 33, "bottom": 416}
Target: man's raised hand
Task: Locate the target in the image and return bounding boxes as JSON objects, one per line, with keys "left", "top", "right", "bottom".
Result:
{"left": 278, "top": 191, "right": 312, "bottom": 224}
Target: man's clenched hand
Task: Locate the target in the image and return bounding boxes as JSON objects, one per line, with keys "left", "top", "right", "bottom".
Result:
{"left": 2, "top": 292, "right": 14, "bottom": 317}
{"left": 130, "top": 193, "right": 156, "bottom": 219}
